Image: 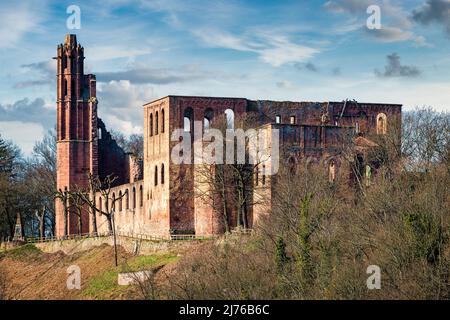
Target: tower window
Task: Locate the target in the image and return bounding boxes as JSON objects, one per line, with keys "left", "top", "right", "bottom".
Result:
{"left": 161, "top": 164, "right": 165, "bottom": 184}
{"left": 154, "top": 165, "right": 158, "bottom": 186}
{"left": 155, "top": 111, "right": 159, "bottom": 135}
{"left": 161, "top": 109, "right": 165, "bottom": 133}
{"left": 139, "top": 185, "right": 143, "bottom": 207}
{"left": 63, "top": 79, "right": 67, "bottom": 97}
{"left": 149, "top": 113, "right": 153, "bottom": 137}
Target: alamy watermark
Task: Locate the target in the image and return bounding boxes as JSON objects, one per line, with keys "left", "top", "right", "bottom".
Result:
{"left": 67, "top": 5, "right": 81, "bottom": 30}
{"left": 170, "top": 122, "right": 280, "bottom": 175}
{"left": 366, "top": 5, "right": 381, "bottom": 30}
{"left": 366, "top": 265, "right": 381, "bottom": 290}
{"left": 66, "top": 265, "right": 81, "bottom": 290}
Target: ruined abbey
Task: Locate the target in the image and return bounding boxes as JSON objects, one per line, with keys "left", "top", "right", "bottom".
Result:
{"left": 55, "top": 34, "right": 402, "bottom": 238}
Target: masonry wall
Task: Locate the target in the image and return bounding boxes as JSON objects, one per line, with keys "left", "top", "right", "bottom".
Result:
{"left": 95, "top": 180, "right": 145, "bottom": 235}
{"left": 143, "top": 97, "right": 171, "bottom": 236}
{"left": 168, "top": 96, "right": 248, "bottom": 236}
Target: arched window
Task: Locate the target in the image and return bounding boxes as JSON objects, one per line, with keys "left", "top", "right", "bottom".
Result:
{"left": 105, "top": 197, "right": 109, "bottom": 212}
{"left": 99, "top": 197, "right": 102, "bottom": 213}
{"left": 119, "top": 191, "right": 123, "bottom": 211}
{"left": 63, "top": 78, "right": 68, "bottom": 97}
{"left": 204, "top": 108, "right": 213, "bottom": 132}
{"left": 224, "top": 109, "right": 234, "bottom": 129}
{"left": 125, "top": 189, "right": 129, "bottom": 210}
{"left": 161, "top": 109, "right": 165, "bottom": 133}
{"left": 139, "top": 185, "right": 143, "bottom": 207}
{"left": 184, "top": 108, "right": 193, "bottom": 132}
{"left": 376, "top": 113, "right": 387, "bottom": 135}
{"left": 161, "top": 164, "right": 165, "bottom": 184}
{"left": 290, "top": 116, "right": 296, "bottom": 124}
{"left": 112, "top": 193, "right": 116, "bottom": 211}
{"left": 155, "top": 111, "right": 159, "bottom": 135}
{"left": 132, "top": 187, "right": 136, "bottom": 209}
{"left": 149, "top": 113, "right": 153, "bottom": 137}
{"left": 154, "top": 165, "right": 158, "bottom": 186}
{"left": 329, "top": 160, "right": 336, "bottom": 182}
{"left": 275, "top": 115, "right": 281, "bottom": 124}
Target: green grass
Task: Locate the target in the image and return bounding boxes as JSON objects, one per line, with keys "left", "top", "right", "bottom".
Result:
{"left": 82, "top": 253, "right": 179, "bottom": 300}
{"left": 0, "top": 244, "right": 42, "bottom": 261}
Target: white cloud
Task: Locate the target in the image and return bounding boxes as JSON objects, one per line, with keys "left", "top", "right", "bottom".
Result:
{"left": 0, "top": 3, "right": 43, "bottom": 49}
{"left": 325, "top": 0, "right": 428, "bottom": 46}
{"left": 0, "top": 121, "right": 44, "bottom": 155}
{"left": 86, "top": 45, "right": 151, "bottom": 61}
{"left": 97, "top": 80, "right": 155, "bottom": 135}
{"left": 193, "top": 30, "right": 320, "bottom": 67}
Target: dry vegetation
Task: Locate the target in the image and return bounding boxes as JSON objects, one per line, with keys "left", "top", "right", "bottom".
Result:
{"left": 0, "top": 243, "right": 179, "bottom": 300}
{"left": 140, "top": 108, "right": 450, "bottom": 300}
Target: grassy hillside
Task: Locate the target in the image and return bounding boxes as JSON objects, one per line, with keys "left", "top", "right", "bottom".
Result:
{"left": 0, "top": 243, "right": 180, "bottom": 300}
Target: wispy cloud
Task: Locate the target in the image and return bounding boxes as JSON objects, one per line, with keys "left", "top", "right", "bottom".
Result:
{"left": 325, "top": 0, "right": 427, "bottom": 46}
{"left": 0, "top": 2, "right": 44, "bottom": 49}
{"left": 14, "top": 60, "right": 56, "bottom": 89}
{"left": 193, "top": 29, "right": 320, "bottom": 67}
{"left": 276, "top": 80, "right": 294, "bottom": 89}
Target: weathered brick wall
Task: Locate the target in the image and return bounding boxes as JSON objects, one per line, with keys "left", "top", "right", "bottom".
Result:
{"left": 97, "top": 119, "right": 128, "bottom": 186}
{"left": 94, "top": 180, "right": 150, "bottom": 235}
{"left": 143, "top": 97, "right": 171, "bottom": 236}
{"left": 55, "top": 35, "right": 96, "bottom": 237}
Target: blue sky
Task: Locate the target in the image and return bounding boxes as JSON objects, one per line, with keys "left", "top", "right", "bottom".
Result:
{"left": 1, "top": 0, "right": 450, "bottom": 154}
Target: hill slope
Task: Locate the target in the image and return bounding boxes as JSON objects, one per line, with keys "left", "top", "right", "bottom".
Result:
{"left": 0, "top": 243, "right": 179, "bottom": 300}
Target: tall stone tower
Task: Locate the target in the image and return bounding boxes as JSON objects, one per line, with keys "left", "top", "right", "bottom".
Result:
{"left": 55, "top": 34, "right": 98, "bottom": 237}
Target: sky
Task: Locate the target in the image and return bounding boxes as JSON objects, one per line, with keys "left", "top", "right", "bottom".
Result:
{"left": 1, "top": 0, "right": 450, "bottom": 155}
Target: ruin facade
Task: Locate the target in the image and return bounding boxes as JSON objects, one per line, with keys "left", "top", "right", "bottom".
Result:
{"left": 55, "top": 35, "right": 402, "bottom": 238}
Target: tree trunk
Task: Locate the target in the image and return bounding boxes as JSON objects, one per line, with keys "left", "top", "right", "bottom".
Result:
{"left": 91, "top": 208, "right": 98, "bottom": 235}
{"left": 78, "top": 209, "right": 83, "bottom": 235}
{"left": 63, "top": 199, "right": 68, "bottom": 238}
{"left": 107, "top": 215, "right": 113, "bottom": 233}
{"left": 219, "top": 167, "right": 230, "bottom": 233}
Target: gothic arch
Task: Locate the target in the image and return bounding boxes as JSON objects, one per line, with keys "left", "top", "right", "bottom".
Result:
{"left": 183, "top": 107, "right": 193, "bottom": 132}
{"left": 376, "top": 113, "right": 387, "bottom": 135}
{"left": 224, "top": 109, "right": 234, "bottom": 129}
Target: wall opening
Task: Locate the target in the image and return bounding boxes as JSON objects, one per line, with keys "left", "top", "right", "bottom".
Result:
{"left": 376, "top": 113, "right": 387, "bottom": 135}
{"left": 225, "top": 109, "right": 234, "bottom": 129}
{"left": 275, "top": 115, "right": 281, "bottom": 124}
{"left": 184, "top": 108, "right": 193, "bottom": 132}
{"left": 149, "top": 113, "right": 153, "bottom": 137}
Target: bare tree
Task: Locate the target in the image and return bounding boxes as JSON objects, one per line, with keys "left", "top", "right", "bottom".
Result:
{"left": 54, "top": 189, "right": 70, "bottom": 238}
